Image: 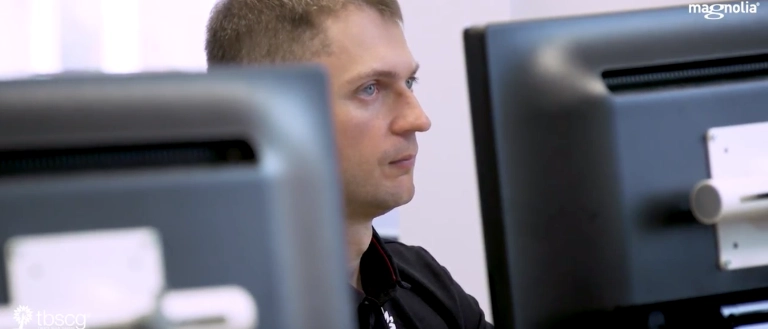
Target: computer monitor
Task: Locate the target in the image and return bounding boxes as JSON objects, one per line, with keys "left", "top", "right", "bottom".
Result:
{"left": 0, "top": 67, "right": 354, "bottom": 329}
{"left": 465, "top": 3, "right": 768, "bottom": 329}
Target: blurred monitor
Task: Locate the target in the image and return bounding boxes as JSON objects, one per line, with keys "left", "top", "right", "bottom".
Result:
{"left": 465, "top": 2, "right": 768, "bottom": 329}
{"left": 0, "top": 67, "right": 354, "bottom": 329}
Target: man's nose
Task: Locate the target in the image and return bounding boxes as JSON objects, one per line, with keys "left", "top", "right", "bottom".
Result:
{"left": 391, "top": 92, "right": 431, "bottom": 134}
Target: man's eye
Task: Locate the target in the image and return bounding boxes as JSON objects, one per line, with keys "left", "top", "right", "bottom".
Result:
{"left": 406, "top": 77, "right": 419, "bottom": 90}
{"left": 360, "top": 83, "right": 378, "bottom": 97}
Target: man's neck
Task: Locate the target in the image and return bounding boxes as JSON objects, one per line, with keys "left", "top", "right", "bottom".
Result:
{"left": 347, "top": 218, "right": 373, "bottom": 291}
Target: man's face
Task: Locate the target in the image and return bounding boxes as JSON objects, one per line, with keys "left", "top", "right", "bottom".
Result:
{"left": 318, "top": 6, "right": 431, "bottom": 220}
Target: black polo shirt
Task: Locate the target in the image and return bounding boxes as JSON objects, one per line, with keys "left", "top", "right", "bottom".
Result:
{"left": 353, "top": 229, "right": 494, "bottom": 329}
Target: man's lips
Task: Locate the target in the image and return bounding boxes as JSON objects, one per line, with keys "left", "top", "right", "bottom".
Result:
{"left": 390, "top": 154, "right": 414, "bottom": 163}
{"left": 389, "top": 154, "right": 416, "bottom": 168}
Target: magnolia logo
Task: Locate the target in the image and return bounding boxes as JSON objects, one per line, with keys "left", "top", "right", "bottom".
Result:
{"left": 689, "top": 1, "right": 760, "bottom": 19}
{"left": 11, "top": 306, "right": 87, "bottom": 329}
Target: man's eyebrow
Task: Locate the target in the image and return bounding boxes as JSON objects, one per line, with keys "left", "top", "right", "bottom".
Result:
{"left": 346, "top": 63, "right": 420, "bottom": 85}
{"left": 411, "top": 63, "right": 420, "bottom": 77}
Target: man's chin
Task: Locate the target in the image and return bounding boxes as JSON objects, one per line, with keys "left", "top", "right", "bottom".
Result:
{"left": 366, "top": 192, "right": 415, "bottom": 219}
{"left": 387, "top": 187, "right": 415, "bottom": 210}
{"left": 388, "top": 178, "right": 415, "bottom": 202}
{"left": 399, "top": 187, "right": 416, "bottom": 205}
{"left": 346, "top": 181, "right": 416, "bottom": 219}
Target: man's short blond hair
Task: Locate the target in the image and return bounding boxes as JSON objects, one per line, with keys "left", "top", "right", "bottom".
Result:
{"left": 205, "top": 0, "right": 403, "bottom": 65}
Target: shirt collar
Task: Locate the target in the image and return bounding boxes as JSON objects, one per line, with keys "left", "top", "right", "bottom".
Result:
{"left": 353, "top": 228, "right": 403, "bottom": 304}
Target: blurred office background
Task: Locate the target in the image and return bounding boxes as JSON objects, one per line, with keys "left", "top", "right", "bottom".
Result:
{"left": 0, "top": 0, "right": 713, "bottom": 319}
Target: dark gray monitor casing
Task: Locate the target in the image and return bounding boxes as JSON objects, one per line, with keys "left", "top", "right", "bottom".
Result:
{"left": 465, "top": 3, "right": 768, "bottom": 329}
{"left": 0, "top": 67, "right": 354, "bottom": 329}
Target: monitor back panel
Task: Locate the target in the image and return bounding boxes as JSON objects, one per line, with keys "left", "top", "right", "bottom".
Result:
{"left": 465, "top": 3, "right": 768, "bottom": 328}
{"left": 0, "top": 68, "right": 354, "bottom": 329}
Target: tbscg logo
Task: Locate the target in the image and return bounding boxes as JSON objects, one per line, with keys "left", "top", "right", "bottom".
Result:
{"left": 12, "top": 306, "right": 87, "bottom": 329}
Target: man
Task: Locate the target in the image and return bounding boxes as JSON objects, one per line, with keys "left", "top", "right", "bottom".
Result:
{"left": 205, "top": 1, "right": 493, "bottom": 328}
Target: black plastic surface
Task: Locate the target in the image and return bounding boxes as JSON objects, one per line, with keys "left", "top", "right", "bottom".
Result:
{"left": 465, "top": 3, "right": 768, "bottom": 328}
{"left": 0, "top": 67, "right": 354, "bottom": 329}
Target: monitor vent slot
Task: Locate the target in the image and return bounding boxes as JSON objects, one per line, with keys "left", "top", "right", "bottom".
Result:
{"left": 0, "top": 140, "right": 256, "bottom": 177}
{"left": 602, "top": 53, "right": 768, "bottom": 92}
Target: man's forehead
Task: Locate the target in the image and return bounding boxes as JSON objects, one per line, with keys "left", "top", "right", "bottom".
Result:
{"left": 317, "top": 5, "right": 415, "bottom": 83}
{"left": 322, "top": 6, "right": 409, "bottom": 54}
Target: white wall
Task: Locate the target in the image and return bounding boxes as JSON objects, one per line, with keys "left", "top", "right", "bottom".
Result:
{"left": 0, "top": 0, "right": 33, "bottom": 78}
